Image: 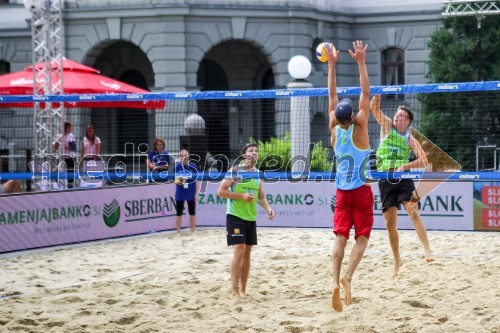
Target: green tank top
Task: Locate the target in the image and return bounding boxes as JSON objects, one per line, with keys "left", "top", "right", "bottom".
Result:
{"left": 376, "top": 128, "right": 411, "bottom": 171}
{"left": 226, "top": 167, "right": 260, "bottom": 221}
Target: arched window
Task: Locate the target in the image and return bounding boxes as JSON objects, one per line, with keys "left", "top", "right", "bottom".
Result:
{"left": 381, "top": 48, "right": 404, "bottom": 99}
{"left": 197, "top": 59, "right": 230, "bottom": 164}
{"left": 311, "top": 37, "right": 324, "bottom": 65}
{"left": 0, "top": 60, "right": 10, "bottom": 74}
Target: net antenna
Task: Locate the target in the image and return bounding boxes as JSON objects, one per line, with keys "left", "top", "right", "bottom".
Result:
{"left": 24, "top": 0, "right": 65, "bottom": 190}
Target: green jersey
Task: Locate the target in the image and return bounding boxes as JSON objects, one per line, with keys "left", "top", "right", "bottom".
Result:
{"left": 226, "top": 167, "right": 260, "bottom": 221}
{"left": 376, "top": 128, "right": 411, "bottom": 171}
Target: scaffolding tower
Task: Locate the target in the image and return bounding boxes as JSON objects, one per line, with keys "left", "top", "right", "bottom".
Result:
{"left": 25, "top": 0, "right": 65, "bottom": 189}
{"left": 442, "top": 1, "right": 500, "bottom": 171}
{"left": 442, "top": 0, "right": 500, "bottom": 26}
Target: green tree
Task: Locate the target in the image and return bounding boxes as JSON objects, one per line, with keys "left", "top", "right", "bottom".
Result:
{"left": 256, "top": 132, "right": 332, "bottom": 172}
{"left": 421, "top": 15, "right": 500, "bottom": 170}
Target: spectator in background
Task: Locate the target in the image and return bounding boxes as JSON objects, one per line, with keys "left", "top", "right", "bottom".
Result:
{"left": 174, "top": 148, "right": 199, "bottom": 235}
{"left": 0, "top": 180, "right": 22, "bottom": 194}
{"left": 80, "top": 125, "right": 101, "bottom": 162}
{"left": 80, "top": 125, "right": 103, "bottom": 176}
{"left": 54, "top": 122, "right": 77, "bottom": 188}
{"left": 147, "top": 138, "right": 171, "bottom": 177}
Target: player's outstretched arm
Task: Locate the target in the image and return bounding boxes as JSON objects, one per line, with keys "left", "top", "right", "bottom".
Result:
{"left": 327, "top": 43, "right": 340, "bottom": 133}
{"left": 370, "top": 94, "right": 392, "bottom": 135}
{"left": 349, "top": 40, "right": 370, "bottom": 127}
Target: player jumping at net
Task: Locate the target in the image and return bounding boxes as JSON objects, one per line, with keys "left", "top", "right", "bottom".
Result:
{"left": 217, "top": 143, "right": 275, "bottom": 300}
{"left": 326, "top": 40, "right": 373, "bottom": 312}
{"left": 370, "top": 95, "right": 435, "bottom": 278}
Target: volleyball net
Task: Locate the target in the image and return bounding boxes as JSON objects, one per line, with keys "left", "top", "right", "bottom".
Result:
{"left": 0, "top": 81, "right": 500, "bottom": 189}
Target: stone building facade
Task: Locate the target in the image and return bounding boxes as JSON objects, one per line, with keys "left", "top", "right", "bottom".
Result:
{"left": 0, "top": 0, "right": 443, "bottom": 169}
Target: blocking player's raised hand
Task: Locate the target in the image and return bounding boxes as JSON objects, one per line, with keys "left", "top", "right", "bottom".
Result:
{"left": 325, "top": 42, "right": 339, "bottom": 66}
{"left": 349, "top": 40, "right": 368, "bottom": 63}
{"left": 371, "top": 94, "right": 381, "bottom": 113}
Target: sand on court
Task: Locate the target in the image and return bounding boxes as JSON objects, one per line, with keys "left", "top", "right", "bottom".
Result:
{"left": 0, "top": 228, "right": 499, "bottom": 333}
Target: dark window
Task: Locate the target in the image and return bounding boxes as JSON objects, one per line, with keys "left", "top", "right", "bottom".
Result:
{"left": 117, "top": 70, "right": 149, "bottom": 155}
{"left": 0, "top": 60, "right": 10, "bottom": 74}
{"left": 260, "top": 67, "right": 275, "bottom": 141}
{"left": 381, "top": 48, "right": 404, "bottom": 100}
{"left": 197, "top": 59, "right": 230, "bottom": 165}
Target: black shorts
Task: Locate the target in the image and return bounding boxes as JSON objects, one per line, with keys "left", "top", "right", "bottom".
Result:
{"left": 378, "top": 179, "right": 420, "bottom": 213}
{"left": 64, "top": 157, "right": 75, "bottom": 185}
{"left": 175, "top": 200, "right": 196, "bottom": 216}
{"left": 226, "top": 214, "right": 257, "bottom": 246}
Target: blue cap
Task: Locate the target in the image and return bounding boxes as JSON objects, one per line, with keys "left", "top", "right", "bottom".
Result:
{"left": 335, "top": 99, "right": 353, "bottom": 124}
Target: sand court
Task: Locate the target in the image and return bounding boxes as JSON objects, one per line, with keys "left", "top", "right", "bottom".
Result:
{"left": 0, "top": 228, "right": 499, "bottom": 333}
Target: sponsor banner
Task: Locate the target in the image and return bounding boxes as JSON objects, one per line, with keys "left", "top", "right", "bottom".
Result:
{"left": 374, "top": 181, "right": 472, "bottom": 230}
{"left": 0, "top": 180, "right": 477, "bottom": 253}
{"left": 198, "top": 181, "right": 473, "bottom": 231}
{"left": 0, "top": 184, "right": 176, "bottom": 252}
{"left": 198, "top": 181, "right": 332, "bottom": 228}
{"left": 473, "top": 182, "right": 500, "bottom": 230}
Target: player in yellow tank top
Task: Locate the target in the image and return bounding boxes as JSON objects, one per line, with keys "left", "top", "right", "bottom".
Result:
{"left": 371, "top": 95, "right": 435, "bottom": 278}
{"left": 217, "top": 143, "right": 275, "bottom": 300}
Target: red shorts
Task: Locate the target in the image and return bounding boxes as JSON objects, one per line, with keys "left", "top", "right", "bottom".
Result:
{"left": 333, "top": 185, "right": 374, "bottom": 240}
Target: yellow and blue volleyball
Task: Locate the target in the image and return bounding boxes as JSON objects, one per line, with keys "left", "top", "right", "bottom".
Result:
{"left": 315, "top": 42, "right": 336, "bottom": 62}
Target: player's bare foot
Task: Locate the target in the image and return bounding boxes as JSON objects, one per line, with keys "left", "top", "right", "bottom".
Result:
{"left": 340, "top": 277, "right": 351, "bottom": 305}
{"left": 231, "top": 291, "right": 241, "bottom": 300}
{"left": 239, "top": 288, "right": 248, "bottom": 298}
{"left": 332, "top": 284, "right": 342, "bottom": 312}
{"left": 425, "top": 250, "right": 435, "bottom": 262}
{"left": 393, "top": 258, "right": 404, "bottom": 278}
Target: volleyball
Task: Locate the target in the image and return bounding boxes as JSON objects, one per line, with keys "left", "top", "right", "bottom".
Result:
{"left": 315, "top": 42, "right": 336, "bottom": 62}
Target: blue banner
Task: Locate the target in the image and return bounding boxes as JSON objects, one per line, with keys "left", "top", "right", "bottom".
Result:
{"left": 1, "top": 81, "right": 499, "bottom": 103}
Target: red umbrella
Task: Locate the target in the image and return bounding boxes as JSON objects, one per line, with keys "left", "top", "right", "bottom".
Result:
{"left": 31, "top": 58, "right": 100, "bottom": 74}
{"left": 0, "top": 59, "right": 165, "bottom": 109}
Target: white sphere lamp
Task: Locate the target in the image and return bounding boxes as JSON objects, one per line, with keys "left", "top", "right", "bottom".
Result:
{"left": 287, "top": 55, "right": 312, "bottom": 81}
{"left": 23, "top": 0, "right": 50, "bottom": 12}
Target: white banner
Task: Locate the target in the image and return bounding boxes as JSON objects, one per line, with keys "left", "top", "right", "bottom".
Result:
{"left": 197, "top": 181, "right": 473, "bottom": 231}
{"left": 0, "top": 184, "right": 177, "bottom": 253}
{"left": 0, "top": 181, "right": 473, "bottom": 252}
